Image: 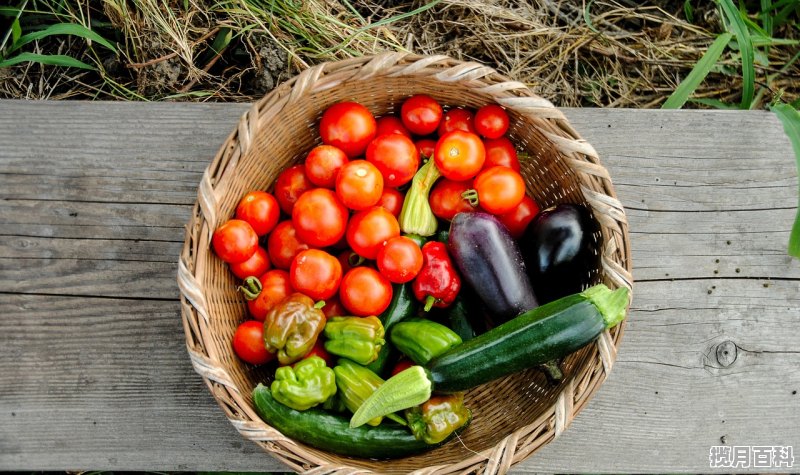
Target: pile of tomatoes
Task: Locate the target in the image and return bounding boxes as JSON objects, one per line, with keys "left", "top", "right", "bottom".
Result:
{"left": 211, "top": 95, "right": 540, "bottom": 365}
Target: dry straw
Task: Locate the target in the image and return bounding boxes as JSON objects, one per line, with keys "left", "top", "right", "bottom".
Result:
{"left": 178, "top": 53, "right": 633, "bottom": 474}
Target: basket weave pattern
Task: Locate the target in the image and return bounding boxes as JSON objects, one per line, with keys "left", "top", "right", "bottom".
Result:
{"left": 178, "top": 53, "right": 633, "bottom": 474}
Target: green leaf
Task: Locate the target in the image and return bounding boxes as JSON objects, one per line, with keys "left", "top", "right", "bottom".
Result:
{"left": 717, "top": 0, "right": 755, "bottom": 109}
{"left": 684, "top": 0, "right": 694, "bottom": 23}
{"left": 11, "top": 18, "right": 21, "bottom": 45}
{"left": 662, "top": 33, "right": 733, "bottom": 109}
{"left": 208, "top": 27, "right": 232, "bottom": 55}
{"left": 8, "top": 22, "right": 117, "bottom": 54}
{"left": 0, "top": 52, "right": 96, "bottom": 69}
{"left": 584, "top": 0, "right": 599, "bottom": 34}
{"left": 771, "top": 103, "right": 800, "bottom": 258}
{"left": 761, "top": 0, "right": 774, "bottom": 37}
{"left": 688, "top": 98, "right": 740, "bottom": 109}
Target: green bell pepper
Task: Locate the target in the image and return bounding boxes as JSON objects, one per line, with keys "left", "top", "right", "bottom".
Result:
{"left": 324, "top": 316, "right": 385, "bottom": 365}
{"left": 390, "top": 318, "right": 462, "bottom": 365}
{"left": 406, "top": 393, "right": 472, "bottom": 444}
{"left": 270, "top": 356, "right": 336, "bottom": 411}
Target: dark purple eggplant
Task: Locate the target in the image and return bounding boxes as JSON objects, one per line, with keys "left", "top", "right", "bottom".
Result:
{"left": 448, "top": 212, "right": 538, "bottom": 322}
{"left": 520, "top": 203, "right": 598, "bottom": 304}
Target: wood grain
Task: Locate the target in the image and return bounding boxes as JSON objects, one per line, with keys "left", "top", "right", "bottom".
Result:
{"left": 0, "top": 101, "right": 798, "bottom": 472}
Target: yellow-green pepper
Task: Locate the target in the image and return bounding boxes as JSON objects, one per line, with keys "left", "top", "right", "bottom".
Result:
{"left": 324, "top": 316, "right": 385, "bottom": 365}
{"left": 263, "top": 293, "right": 326, "bottom": 365}
{"left": 405, "top": 393, "right": 472, "bottom": 444}
{"left": 270, "top": 356, "right": 336, "bottom": 411}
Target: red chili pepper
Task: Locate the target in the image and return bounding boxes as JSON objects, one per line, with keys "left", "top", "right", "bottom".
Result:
{"left": 412, "top": 241, "right": 461, "bottom": 311}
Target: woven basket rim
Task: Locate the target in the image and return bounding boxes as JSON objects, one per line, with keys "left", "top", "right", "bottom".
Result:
{"left": 178, "top": 52, "right": 633, "bottom": 474}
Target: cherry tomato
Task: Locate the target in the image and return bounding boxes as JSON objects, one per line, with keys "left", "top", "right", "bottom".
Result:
{"left": 375, "top": 115, "right": 411, "bottom": 137}
{"left": 377, "top": 187, "right": 404, "bottom": 217}
{"left": 292, "top": 188, "right": 349, "bottom": 247}
{"left": 212, "top": 219, "right": 258, "bottom": 264}
{"left": 304, "top": 145, "right": 349, "bottom": 189}
{"left": 247, "top": 269, "right": 293, "bottom": 321}
{"left": 229, "top": 246, "right": 272, "bottom": 280}
{"left": 267, "top": 220, "right": 309, "bottom": 269}
{"left": 497, "top": 195, "right": 540, "bottom": 239}
{"left": 321, "top": 295, "right": 347, "bottom": 319}
{"left": 290, "top": 249, "right": 342, "bottom": 301}
{"left": 377, "top": 236, "right": 424, "bottom": 284}
{"left": 415, "top": 139, "right": 437, "bottom": 160}
{"left": 391, "top": 359, "right": 414, "bottom": 376}
{"left": 335, "top": 160, "right": 384, "bottom": 211}
{"left": 339, "top": 267, "right": 393, "bottom": 317}
{"left": 474, "top": 104, "right": 510, "bottom": 139}
{"left": 319, "top": 101, "right": 377, "bottom": 158}
{"left": 483, "top": 137, "right": 520, "bottom": 172}
{"left": 274, "top": 164, "right": 314, "bottom": 215}
{"left": 438, "top": 107, "right": 476, "bottom": 136}
{"left": 232, "top": 320, "right": 274, "bottom": 365}
{"left": 366, "top": 133, "right": 419, "bottom": 187}
{"left": 302, "top": 339, "right": 334, "bottom": 366}
{"left": 346, "top": 207, "right": 400, "bottom": 260}
{"left": 235, "top": 191, "right": 280, "bottom": 237}
{"left": 434, "top": 130, "right": 486, "bottom": 181}
{"left": 471, "top": 166, "right": 526, "bottom": 215}
{"left": 429, "top": 178, "right": 476, "bottom": 221}
{"left": 400, "top": 95, "right": 443, "bottom": 136}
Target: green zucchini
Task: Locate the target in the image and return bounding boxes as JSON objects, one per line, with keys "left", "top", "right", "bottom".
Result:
{"left": 350, "top": 284, "right": 627, "bottom": 426}
{"left": 367, "top": 282, "right": 418, "bottom": 376}
{"left": 252, "top": 383, "right": 465, "bottom": 459}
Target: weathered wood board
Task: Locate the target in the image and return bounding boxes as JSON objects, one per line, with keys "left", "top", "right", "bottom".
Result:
{"left": 1, "top": 101, "right": 798, "bottom": 472}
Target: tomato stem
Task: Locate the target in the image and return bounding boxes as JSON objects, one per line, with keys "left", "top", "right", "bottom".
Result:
{"left": 461, "top": 189, "right": 479, "bottom": 207}
{"left": 238, "top": 276, "right": 262, "bottom": 301}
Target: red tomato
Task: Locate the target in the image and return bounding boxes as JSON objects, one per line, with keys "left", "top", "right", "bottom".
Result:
{"left": 290, "top": 249, "right": 342, "bottom": 301}
{"left": 438, "top": 107, "right": 476, "bottom": 136}
{"left": 335, "top": 160, "right": 384, "bottom": 211}
{"left": 303, "top": 339, "right": 334, "bottom": 366}
{"left": 247, "top": 269, "right": 293, "bottom": 321}
{"left": 267, "top": 220, "right": 310, "bottom": 269}
{"left": 339, "top": 267, "right": 393, "bottom": 317}
{"left": 366, "top": 133, "right": 419, "bottom": 187}
{"left": 475, "top": 104, "right": 510, "bottom": 139}
{"left": 274, "top": 164, "right": 314, "bottom": 215}
{"left": 377, "top": 236, "right": 424, "bottom": 284}
{"left": 212, "top": 219, "right": 258, "bottom": 264}
{"left": 346, "top": 207, "right": 400, "bottom": 260}
{"left": 229, "top": 246, "right": 272, "bottom": 280}
{"left": 292, "top": 188, "right": 349, "bottom": 247}
{"left": 377, "top": 188, "right": 404, "bottom": 217}
{"left": 375, "top": 115, "right": 411, "bottom": 137}
{"left": 319, "top": 101, "right": 377, "bottom": 158}
{"left": 415, "top": 139, "right": 437, "bottom": 160}
{"left": 321, "top": 295, "right": 347, "bottom": 319}
{"left": 400, "top": 95, "right": 443, "bottom": 136}
{"left": 429, "top": 179, "right": 476, "bottom": 221}
{"left": 472, "top": 166, "right": 526, "bottom": 215}
{"left": 235, "top": 191, "right": 280, "bottom": 236}
{"left": 483, "top": 137, "right": 520, "bottom": 172}
{"left": 232, "top": 320, "right": 274, "bottom": 365}
{"left": 434, "top": 131, "right": 486, "bottom": 181}
{"left": 304, "top": 145, "right": 349, "bottom": 189}
{"left": 391, "top": 359, "right": 414, "bottom": 376}
{"left": 497, "top": 195, "right": 540, "bottom": 239}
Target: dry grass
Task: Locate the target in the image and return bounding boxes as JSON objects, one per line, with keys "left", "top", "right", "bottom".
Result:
{"left": 1, "top": 0, "right": 798, "bottom": 107}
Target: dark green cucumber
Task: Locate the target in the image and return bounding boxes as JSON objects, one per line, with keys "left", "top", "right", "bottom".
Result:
{"left": 427, "top": 285, "right": 627, "bottom": 393}
{"left": 367, "top": 282, "right": 418, "bottom": 375}
{"left": 252, "top": 384, "right": 462, "bottom": 459}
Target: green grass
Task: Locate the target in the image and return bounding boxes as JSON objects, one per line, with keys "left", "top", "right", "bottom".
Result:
{"left": 771, "top": 103, "right": 800, "bottom": 258}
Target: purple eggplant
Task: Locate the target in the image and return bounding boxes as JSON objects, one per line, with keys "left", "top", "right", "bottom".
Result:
{"left": 520, "top": 203, "right": 598, "bottom": 304}
{"left": 448, "top": 212, "right": 538, "bottom": 322}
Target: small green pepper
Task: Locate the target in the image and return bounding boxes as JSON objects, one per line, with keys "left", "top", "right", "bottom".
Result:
{"left": 263, "top": 293, "right": 326, "bottom": 365}
{"left": 324, "top": 316, "right": 385, "bottom": 365}
{"left": 406, "top": 393, "right": 472, "bottom": 444}
{"left": 334, "top": 358, "right": 405, "bottom": 426}
{"left": 270, "top": 356, "right": 336, "bottom": 411}
{"left": 390, "top": 318, "right": 462, "bottom": 365}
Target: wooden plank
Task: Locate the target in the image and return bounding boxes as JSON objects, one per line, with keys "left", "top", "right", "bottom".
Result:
{"left": 0, "top": 101, "right": 798, "bottom": 472}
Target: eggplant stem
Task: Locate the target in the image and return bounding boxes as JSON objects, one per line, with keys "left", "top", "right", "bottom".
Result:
{"left": 237, "top": 276, "right": 262, "bottom": 301}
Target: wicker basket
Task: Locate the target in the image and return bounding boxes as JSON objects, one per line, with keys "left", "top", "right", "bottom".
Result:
{"left": 178, "top": 53, "right": 633, "bottom": 474}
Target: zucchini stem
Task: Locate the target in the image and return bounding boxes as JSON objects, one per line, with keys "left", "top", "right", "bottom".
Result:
{"left": 581, "top": 284, "right": 629, "bottom": 328}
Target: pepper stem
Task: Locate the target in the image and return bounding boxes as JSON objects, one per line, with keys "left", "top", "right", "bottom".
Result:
{"left": 539, "top": 359, "right": 563, "bottom": 383}
{"left": 237, "top": 276, "right": 262, "bottom": 301}
{"left": 461, "top": 189, "right": 479, "bottom": 207}
{"left": 350, "top": 365, "right": 432, "bottom": 428}
{"left": 423, "top": 295, "right": 436, "bottom": 312}
{"left": 314, "top": 300, "right": 326, "bottom": 310}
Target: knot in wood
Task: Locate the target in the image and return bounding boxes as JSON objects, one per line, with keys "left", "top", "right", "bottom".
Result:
{"left": 715, "top": 340, "right": 738, "bottom": 367}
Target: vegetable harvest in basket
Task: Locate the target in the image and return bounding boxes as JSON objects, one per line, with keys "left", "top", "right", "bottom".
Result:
{"left": 212, "top": 95, "right": 629, "bottom": 459}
